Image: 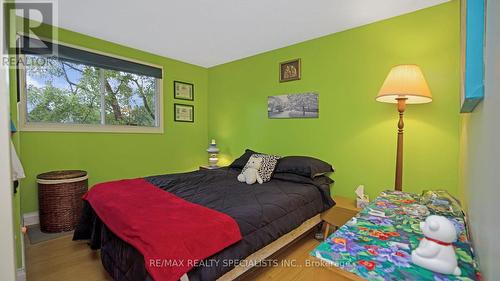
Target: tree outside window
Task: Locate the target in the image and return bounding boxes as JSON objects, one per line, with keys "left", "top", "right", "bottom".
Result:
{"left": 25, "top": 55, "right": 159, "bottom": 128}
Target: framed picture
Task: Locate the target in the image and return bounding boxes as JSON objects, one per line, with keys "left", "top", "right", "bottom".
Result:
{"left": 174, "top": 103, "right": 194, "bottom": 122}
{"left": 460, "top": 0, "right": 485, "bottom": 113}
{"left": 268, "top": 93, "right": 318, "bottom": 119}
{"left": 174, "top": 81, "right": 194, "bottom": 101}
{"left": 279, "top": 59, "right": 301, "bottom": 82}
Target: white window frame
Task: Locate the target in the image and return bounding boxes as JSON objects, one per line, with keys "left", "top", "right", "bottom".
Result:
{"left": 17, "top": 35, "right": 164, "bottom": 134}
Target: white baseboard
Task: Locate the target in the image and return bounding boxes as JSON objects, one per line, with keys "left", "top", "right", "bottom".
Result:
{"left": 17, "top": 268, "right": 26, "bottom": 281}
{"left": 23, "top": 211, "right": 39, "bottom": 226}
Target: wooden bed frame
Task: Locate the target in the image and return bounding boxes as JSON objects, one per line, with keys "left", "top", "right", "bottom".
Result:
{"left": 217, "top": 214, "right": 322, "bottom": 281}
{"left": 180, "top": 214, "right": 324, "bottom": 281}
{"left": 183, "top": 212, "right": 361, "bottom": 281}
{"left": 215, "top": 213, "right": 362, "bottom": 281}
{"left": 166, "top": 211, "right": 362, "bottom": 281}
{"left": 175, "top": 211, "right": 360, "bottom": 281}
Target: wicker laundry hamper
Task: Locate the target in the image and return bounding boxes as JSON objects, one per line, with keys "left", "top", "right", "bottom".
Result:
{"left": 37, "top": 170, "right": 88, "bottom": 233}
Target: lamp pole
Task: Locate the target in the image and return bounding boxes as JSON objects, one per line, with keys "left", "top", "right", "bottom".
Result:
{"left": 394, "top": 98, "right": 407, "bottom": 191}
{"left": 377, "top": 65, "right": 432, "bottom": 191}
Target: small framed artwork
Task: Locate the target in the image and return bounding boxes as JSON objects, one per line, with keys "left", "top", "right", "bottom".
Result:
{"left": 174, "top": 81, "right": 194, "bottom": 101}
{"left": 174, "top": 103, "right": 194, "bottom": 122}
{"left": 279, "top": 59, "right": 301, "bottom": 82}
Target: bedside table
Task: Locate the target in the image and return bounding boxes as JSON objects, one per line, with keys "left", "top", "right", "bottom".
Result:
{"left": 321, "top": 196, "right": 362, "bottom": 240}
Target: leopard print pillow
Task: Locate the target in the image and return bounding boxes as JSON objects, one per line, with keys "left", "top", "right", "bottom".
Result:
{"left": 249, "top": 154, "right": 280, "bottom": 183}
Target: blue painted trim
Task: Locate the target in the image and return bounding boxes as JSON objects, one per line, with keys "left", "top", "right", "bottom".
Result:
{"left": 461, "top": 0, "right": 485, "bottom": 113}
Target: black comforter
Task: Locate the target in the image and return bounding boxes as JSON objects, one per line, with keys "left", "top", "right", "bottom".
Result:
{"left": 74, "top": 168, "right": 334, "bottom": 281}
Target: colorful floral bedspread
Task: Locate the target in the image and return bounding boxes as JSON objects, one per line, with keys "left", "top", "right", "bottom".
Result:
{"left": 311, "top": 191, "right": 481, "bottom": 281}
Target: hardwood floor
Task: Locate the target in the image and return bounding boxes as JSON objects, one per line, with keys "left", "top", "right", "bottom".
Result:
{"left": 240, "top": 233, "right": 356, "bottom": 281}
{"left": 26, "top": 232, "right": 354, "bottom": 281}
{"left": 26, "top": 235, "right": 112, "bottom": 281}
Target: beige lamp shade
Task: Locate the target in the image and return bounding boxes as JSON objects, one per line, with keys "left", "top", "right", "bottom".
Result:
{"left": 376, "top": 64, "right": 432, "bottom": 104}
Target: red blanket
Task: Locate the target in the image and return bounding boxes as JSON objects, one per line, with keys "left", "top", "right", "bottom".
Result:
{"left": 83, "top": 178, "right": 242, "bottom": 281}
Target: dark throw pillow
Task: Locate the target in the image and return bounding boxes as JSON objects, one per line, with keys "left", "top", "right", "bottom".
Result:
{"left": 275, "top": 156, "right": 334, "bottom": 178}
{"left": 229, "top": 149, "right": 259, "bottom": 169}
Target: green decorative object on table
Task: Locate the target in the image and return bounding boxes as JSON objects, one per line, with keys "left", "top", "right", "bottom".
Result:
{"left": 311, "top": 191, "right": 481, "bottom": 281}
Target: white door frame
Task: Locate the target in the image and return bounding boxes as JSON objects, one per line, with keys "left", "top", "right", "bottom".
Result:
{"left": 0, "top": 0, "right": 18, "bottom": 279}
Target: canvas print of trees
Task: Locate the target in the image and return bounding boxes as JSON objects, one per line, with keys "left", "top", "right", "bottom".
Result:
{"left": 268, "top": 93, "right": 318, "bottom": 119}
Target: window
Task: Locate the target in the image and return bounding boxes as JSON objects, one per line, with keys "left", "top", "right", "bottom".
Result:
{"left": 19, "top": 36, "right": 163, "bottom": 133}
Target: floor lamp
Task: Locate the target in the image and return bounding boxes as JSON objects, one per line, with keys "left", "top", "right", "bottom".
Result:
{"left": 376, "top": 65, "right": 432, "bottom": 191}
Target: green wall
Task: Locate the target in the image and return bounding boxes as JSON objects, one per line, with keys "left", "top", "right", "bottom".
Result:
{"left": 12, "top": 20, "right": 209, "bottom": 214}
{"left": 14, "top": 2, "right": 461, "bottom": 220}
{"left": 207, "top": 1, "right": 461, "bottom": 200}
{"left": 9, "top": 1, "right": 461, "bottom": 271}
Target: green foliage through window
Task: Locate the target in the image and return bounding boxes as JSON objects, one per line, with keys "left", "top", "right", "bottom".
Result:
{"left": 25, "top": 55, "right": 159, "bottom": 127}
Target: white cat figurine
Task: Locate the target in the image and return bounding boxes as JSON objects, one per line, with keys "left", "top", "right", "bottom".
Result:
{"left": 411, "top": 215, "right": 461, "bottom": 275}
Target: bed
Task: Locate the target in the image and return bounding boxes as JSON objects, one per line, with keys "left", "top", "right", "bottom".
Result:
{"left": 74, "top": 166, "right": 335, "bottom": 281}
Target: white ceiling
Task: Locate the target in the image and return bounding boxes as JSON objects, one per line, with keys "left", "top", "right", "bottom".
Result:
{"left": 25, "top": 0, "right": 449, "bottom": 67}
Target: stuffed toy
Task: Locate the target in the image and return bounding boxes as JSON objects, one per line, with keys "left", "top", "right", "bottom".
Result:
{"left": 411, "top": 215, "right": 461, "bottom": 275}
{"left": 237, "top": 156, "right": 263, "bottom": 184}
